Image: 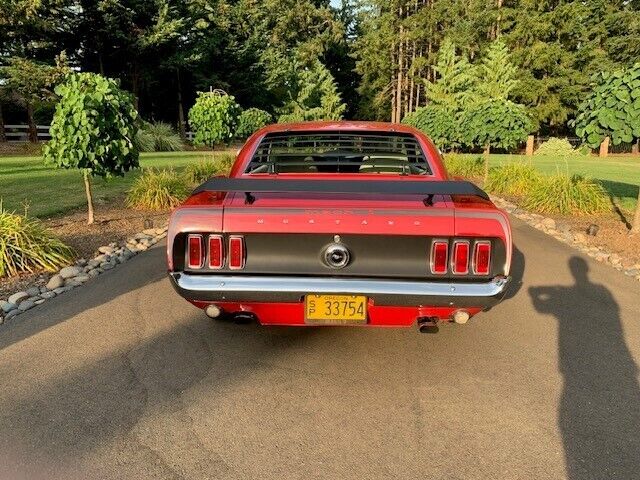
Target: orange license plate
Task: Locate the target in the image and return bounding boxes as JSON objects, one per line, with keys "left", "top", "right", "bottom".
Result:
{"left": 305, "top": 295, "right": 367, "bottom": 324}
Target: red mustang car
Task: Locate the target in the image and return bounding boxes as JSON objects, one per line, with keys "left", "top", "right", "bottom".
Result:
{"left": 167, "top": 121, "right": 512, "bottom": 333}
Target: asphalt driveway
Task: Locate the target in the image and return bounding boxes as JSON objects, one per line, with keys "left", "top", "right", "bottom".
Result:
{"left": 0, "top": 216, "right": 638, "bottom": 479}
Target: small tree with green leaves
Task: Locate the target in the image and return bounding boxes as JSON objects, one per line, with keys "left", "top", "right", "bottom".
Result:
{"left": 402, "top": 105, "right": 460, "bottom": 152}
{"left": 572, "top": 63, "right": 640, "bottom": 232}
{"left": 43, "top": 73, "right": 139, "bottom": 224}
{"left": 460, "top": 99, "right": 532, "bottom": 182}
{"left": 474, "top": 40, "right": 519, "bottom": 102}
{"left": 278, "top": 59, "right": 347, "bottom": 122}
{"left": 188, "top": 90, "right": 241, "bottom": 148}
{"left": 236, "top": 108, "right": 272, "bottom": 138}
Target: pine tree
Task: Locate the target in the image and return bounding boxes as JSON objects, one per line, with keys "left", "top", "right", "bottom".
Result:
{"left": 474, "top": 39, "right": 518, "bottom": 101}
{"left": 424, "top": 39, "right": 475, "bottom": 111}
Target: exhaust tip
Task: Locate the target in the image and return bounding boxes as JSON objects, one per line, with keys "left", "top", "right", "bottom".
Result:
{"left": 205, "top": 305, "right": 223, "bottom": 319}
{"left": 417, "top": 317, "right": 439, "bottom": 334}
{"left": 232, "top": 312, "right": 256, "bottom": 324}
{"left": 452, "top": 310, "right": 470, "bottom": 324}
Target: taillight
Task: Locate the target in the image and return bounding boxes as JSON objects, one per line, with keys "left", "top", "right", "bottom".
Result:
{"left": 473, "top": 241, "right": 491, "bottom": 275}
{"left": 228, "top": 236, "right": 245, "bottom": 269}
{"left": 208, "top": 235, "right": 224, "bottom": 269}
{"left": 452, "top": 241, "right": 470, "bottom": 275}
{"left": 430, "top": 241, "right": 448, "bottom": 275}
{"left": 187, "top": 234, "right": 204, "bottom": 269}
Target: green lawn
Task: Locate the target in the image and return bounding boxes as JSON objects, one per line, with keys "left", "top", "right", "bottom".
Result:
{"left": 471, "top": 154, "right": 640, "bottom": 212}
{"left": 0, "top": 151, "right": 233, "bottom": 218}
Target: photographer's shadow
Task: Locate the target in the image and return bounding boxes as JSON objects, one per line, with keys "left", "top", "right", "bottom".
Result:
{"left": 529, "top": 257, "right": 640, "bottom": 479}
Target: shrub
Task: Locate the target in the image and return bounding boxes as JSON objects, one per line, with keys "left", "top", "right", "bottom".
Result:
{"left": 126, "top": 169, "right": 190, "bottom": 210}
{"left": 402, "top": 105, "right": 460, "bottom": 151}
{"left": 485, "top": 163, "right": 543, "bottom": 196}
{"left": 188, "top": 91, "right": 241, "bottom": 147}
{"left": 184, "top": 154, "right": 235, "bottom": 184}
{"left": 534, "top": 137, "right": 585, "bottom": 157}
{"left": 136, "top": 122, "right": 183, "bottom": 152}
{"left": 236, "top": 108, "right": 272, "bottom": 139}
{"left": 523, "top": 173, "right": 609, "bottom": 215}
{"left": 0, "top": 204, "right": 75, "bottom": 277}
{"left": 443, "top": 154, "right": 484, "bottom": 178}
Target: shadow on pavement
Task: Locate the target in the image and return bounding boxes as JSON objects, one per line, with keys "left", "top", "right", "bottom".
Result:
{"left": 0, "top": 245, "right": 167, "bottom": 351}
{"left": 529, "top": 257, "right": 640, "bottom": 479}
{"left": 503, "top": 245, "right": 525, "bottom": 301}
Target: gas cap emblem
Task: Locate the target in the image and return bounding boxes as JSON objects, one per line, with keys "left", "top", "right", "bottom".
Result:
{"left": 323, "top": 243, "right": 350, "bottom": 269}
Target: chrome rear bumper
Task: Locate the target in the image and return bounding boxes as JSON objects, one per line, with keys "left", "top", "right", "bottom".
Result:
{"left": 169, "top": 273, "right": 510, "bottom": 309}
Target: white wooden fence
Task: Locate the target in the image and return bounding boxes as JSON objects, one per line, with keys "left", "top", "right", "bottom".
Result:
{"left": 2, "top": 124, "right": 196, "bottom": 142}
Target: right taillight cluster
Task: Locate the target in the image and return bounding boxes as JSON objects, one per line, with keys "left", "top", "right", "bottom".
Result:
{"left": 186, "top": 234, "right": 245, "bottom": 270}
{"left": 430, "top": 239, "right": 491, "bottom": 276}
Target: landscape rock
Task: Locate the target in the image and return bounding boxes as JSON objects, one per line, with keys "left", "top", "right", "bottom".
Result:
{"left": 26, "top": 286, "right": 41, "bottom": 297}
{"left": 74, "top": 275, "right": 90, "bottom": 283}
{"left": 87, "top": 269, "right": 101, "bottom": 277}
{"left": 5, "top": 309, "right": 20, "bottom": 321}
{"left": 93, "top": 254, "right": 109, "bottom": 263}
{"left": 75, "top": 258, "right": 87, "bottom": 267}
{"left": 40, "top": 291, "right": 57, "bottom": 299}
{"left": 573, "top": 233, "right": 587, "bottom": 244}
{"left": 98, "top": 245, "right": 115, "bottom": 254}
{"left": 142, "top": 228, "right": 157, "bottom": 236}
{"left": 101, "top": 262, "right": 115, "bottom": 270}
{"left": 18, "top": 300, "right": 36, "bottom": 312}
{"left": 34, "top": 299, "right": 46, "bottom": 305}
{"left": 53, "top": 286, "right": 73, "bottom": 294}
{"left": 86, "top": 259, "right": 101, "bottom": 269}
{"left": 1, "top": 301, "right": 16, "bottom": 313}
{"left": 46, "top": 274, "right": 65, "bottom": 290}
{"left": 541, "top": 218, "right": 556, "bottom": 230}
{"left": 59, "top": 266, "right": 82, "bottom": 279}
{"left": 8, "top": 291, "right": 29, "bottom": 305}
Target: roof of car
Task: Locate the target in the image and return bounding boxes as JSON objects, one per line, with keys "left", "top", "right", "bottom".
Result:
{"left": 255, "top": 120, "right": 421, "bottom": 135}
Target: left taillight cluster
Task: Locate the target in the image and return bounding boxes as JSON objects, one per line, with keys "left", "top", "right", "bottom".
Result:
{"left": 186, "top": 234, "right": 245, "bottom": 270}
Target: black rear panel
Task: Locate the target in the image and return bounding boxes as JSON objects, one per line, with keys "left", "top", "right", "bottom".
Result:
{"left": 175, "top": 233, "right": 507, "bottom": 280}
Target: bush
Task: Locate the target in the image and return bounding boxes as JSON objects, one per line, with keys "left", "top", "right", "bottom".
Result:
{"left": 523, "top": 173, "right": 609, "bottom": 215}
{"left": 0, "top": 204, "right": 75, "bottom": 277}
{"left": 236, "top": 108, "right": 272, "bottom": 139}
{"left": 534, "top": 137, "right": 586, "bottom": 157}
{"left": 402, "top": 105, "right": 460, "bottom": 151}
{"left": 136, "top": 122, "right": 183, "bottom": 152}
{"left": 126, "top": 169, "right": 190, "bottom": 211}
{"left": 188, "top": 91, "right": 241, "bottom": 147}
{"left": 485, "top": 163, "right": 543, "bottom": 196}
{"left": 443, "top": 154, "right": 484, "bottom": 178}
{"left": 184, "top": 154, "right": 235, "bottom": 184}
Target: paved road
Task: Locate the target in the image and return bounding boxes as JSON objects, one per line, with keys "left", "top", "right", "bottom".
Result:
{"left": 1, "top": 217, "right": 639, "bottom": 480}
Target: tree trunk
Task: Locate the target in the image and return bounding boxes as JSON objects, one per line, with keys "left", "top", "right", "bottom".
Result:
{"left": 632, "top": 139, "right": 639, "bottom": 156}
{"left": 98, "top": 53, "right": 105, "bottom": 75}
{"left": 526, "top": 135, "right": 534, "bottom": 156}
{"left": 483, "top": 144, "right": 491, "bottom": 183}
{"left": 177, "top": 69, "right": 186, "bottom": 140}
{"left": 0, "top": 102, "right": 6, "bottom": 142}
{"left": 131, "top": 61, "right": 140, "bottom": 111}
{"left": 83, "top": 170, "right": 95, "bottom": 225}
{"left": 599, "top": 136, "right": 609, "bottom": 158}
{"left": 631, "top": 185, "right": 640, "bottom": 234}
{"left": 395, "top": 3, "right": 404, "bottom": 122}
{"left": 26, "top": 102, "right": 38, "bottom": 143}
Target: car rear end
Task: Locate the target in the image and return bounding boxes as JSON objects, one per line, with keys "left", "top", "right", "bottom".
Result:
{"left": 167, "top": 123, "right": 511, "bottom": 331}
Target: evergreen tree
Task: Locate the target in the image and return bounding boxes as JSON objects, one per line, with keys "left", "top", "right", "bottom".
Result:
{"left": 424, "top": 39, "right": 476, "bottom": 111}
{"left": 474, "top": 39, "right": 519, "bottom": 101}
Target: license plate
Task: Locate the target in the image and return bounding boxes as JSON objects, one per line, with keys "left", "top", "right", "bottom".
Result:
{"left": 305, "top": 295, "right": 367, "bottom": 324}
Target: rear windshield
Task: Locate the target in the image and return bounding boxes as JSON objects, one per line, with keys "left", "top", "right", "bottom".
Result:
{"left": 245, "top": 131, "right": 432, "bottom": 175}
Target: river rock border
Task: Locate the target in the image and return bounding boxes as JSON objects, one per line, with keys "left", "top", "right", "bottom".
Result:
{"left": 491, "top": 196, "right": 640, "bottom": 282}
{"left": 0, "top": 225, "right": 168, "bottom": 325}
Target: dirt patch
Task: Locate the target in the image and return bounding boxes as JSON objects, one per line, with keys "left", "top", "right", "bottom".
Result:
{"left": 0, "top": 199, "right": 169, "bottom": 299}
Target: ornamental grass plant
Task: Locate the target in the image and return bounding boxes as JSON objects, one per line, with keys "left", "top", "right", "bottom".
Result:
{"left": 126, "top": 169, "right": 190, "bottom": 211}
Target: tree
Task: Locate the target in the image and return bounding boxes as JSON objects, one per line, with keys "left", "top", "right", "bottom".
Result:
{"left": 188, "top": 91, "right": 241, "bottom": 148}
{"left": 573, "top": 63, "right": 640, "bottom": 232}
{"left": 474, "top": 39, "right": 518, "bottom": 101}
{"left": 43, "top": 73, "right": 139, "bottom": 224}
{"left": 402, "top": 105, "right": 460, "bottom": 152}
{"left": 424, "top": 38, "right": 476, "bottom": 110}
{"left": 460, "top": 99, "right": 532, "bottom": 181}
{"left": 278, "top": 59, "right": 347, "bottom": 122}
{"left": 236, "top": 108, "right": 272, "bottom": 139}
{"left": 1, "top": 54, "right": 68, "bottom": 142}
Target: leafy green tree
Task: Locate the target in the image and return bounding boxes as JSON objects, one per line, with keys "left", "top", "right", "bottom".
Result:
{"left": 1, "top": 54, "right": 69, "bottom": 142}
{"left": 573, "top": 63, "right": 640, "bottom": 232}
{"left": 402, "top": 105, "right": 460, "bottom": 151}
{"left": 188, "top": 91, "right": 241, "bottom": 148}
{"left": 278, "top": 59, "right": 347, "bottom": 122}
{"left": 424, "top": 38, "right": 476, "bottom": 110}
{"left": 460, "top": 99, "right": 532, "bottom": 181}
{"left": 236, "top": 108, "right": 272, "bottom": 139}
{"left": 474, "top": 39, "right": 518, "bottom": 101}
{"left": 43, "top": 73, "right": 139, "bottom": 224}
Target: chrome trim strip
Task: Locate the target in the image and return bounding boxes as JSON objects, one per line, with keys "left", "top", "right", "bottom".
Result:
{"left": 171, "top": 273, "right": 509, "bottom": 299}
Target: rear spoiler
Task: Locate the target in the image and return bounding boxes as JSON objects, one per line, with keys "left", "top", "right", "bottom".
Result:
{"left": 192, "top": 178, "right": 490, "bottom": 205}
